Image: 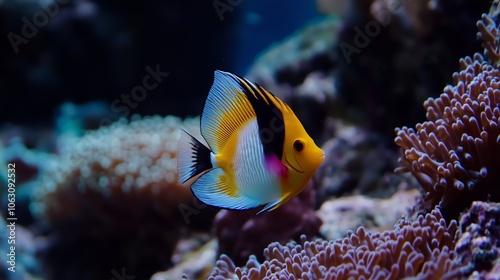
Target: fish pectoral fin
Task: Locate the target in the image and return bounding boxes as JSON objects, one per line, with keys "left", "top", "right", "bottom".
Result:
{"left": 191, "top": 168, "right": 262, "bottom": 210}
{"left": 256, "top": 198, "right": 285, "bottom": 215}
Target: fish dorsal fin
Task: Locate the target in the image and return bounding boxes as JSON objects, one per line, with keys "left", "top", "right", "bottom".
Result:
{"left": 201, "top": 71, "right": 256, "bottom": 153}
{"left": 202, "top": 70, "right": 286, "bottom": 158}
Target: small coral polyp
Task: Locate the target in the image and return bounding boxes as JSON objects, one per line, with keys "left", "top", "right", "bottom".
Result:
{"left": 395, "top": 52, "right": 500, "bottom": 220}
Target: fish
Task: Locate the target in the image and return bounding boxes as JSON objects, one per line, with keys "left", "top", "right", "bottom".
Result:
{"left": 177, "top": 70, "right": 325, "bottom": 214}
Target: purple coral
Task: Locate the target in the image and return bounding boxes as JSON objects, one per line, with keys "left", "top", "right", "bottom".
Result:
{"left": 455, "top": 201, "right": 500, "bottom": 277}
{"left": 210, "top": 208, "right": 461, "bottom": 279}
{"left": 395, "top": 15, "right": 500, "bottom": 220}
{"left": 212, "top": 182, "right": 321, "bottom": 267}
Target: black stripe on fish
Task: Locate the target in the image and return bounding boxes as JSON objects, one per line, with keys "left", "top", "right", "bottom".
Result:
{"left": 227, "top": 73, "right": 285, "bottom": 159}
{"left": 178, "top": 130, "right": 213, "bottom": 183}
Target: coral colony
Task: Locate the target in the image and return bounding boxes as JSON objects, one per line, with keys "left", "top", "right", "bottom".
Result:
{"left": 209, "top": 209, "right": 459, "bottom": 279}
{"left": 32, "top": 116, "right": 210, "bottom": 279}
{"left": 395, "top": 14, "right": 500, "bottom": 221}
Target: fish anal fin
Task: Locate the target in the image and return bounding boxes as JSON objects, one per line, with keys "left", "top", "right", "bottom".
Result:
{"left": 257, "top": 198, "right": 285, "bottom": 215}
{"left": 191, "top": 168, "right": 262, "bottom": 210}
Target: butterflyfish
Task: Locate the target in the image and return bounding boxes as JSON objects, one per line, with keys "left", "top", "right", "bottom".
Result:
{"left": 177, "top": 70, "right": 325, "bottom": 214}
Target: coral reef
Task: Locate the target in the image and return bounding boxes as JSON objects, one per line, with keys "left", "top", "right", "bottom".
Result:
{"left": 318, "top": 189, "right": 420, "bottom": 240}
{"left": 151, "top": 238, "right": 217, "bottom": 280}
{"left": 394, "top": 12, "right": 500, "bottom": 220}
{"left": 455, "top": 201, "right": 500, "bottom": 277}
{"left": 32, "top": 115, "right": 216, "bottom": 280}
{"left": 314, "top": 120, "right": 400, "bottom": 203}
{"left": 395, "top": 50, "right": 500, "bottom": 220}
{"left": 209, "top": 208, "right": 461, "bottom": 279}
{"left": 246, "top": 16, "right": 339, "bottom": 140}
{"left": 489, "top": 0, "right": 500, "bottom": 24}
{"left": 477, "top": 14, "right": 500, "bottom": 66}
{"left": 212, "top": 183, "right": 321, "bottom": 267}
{"left": 335, "top": 0, "right": 490, "bottom": 136}
{"left": 480, "top": 261, "right": 500, "bottom": 280}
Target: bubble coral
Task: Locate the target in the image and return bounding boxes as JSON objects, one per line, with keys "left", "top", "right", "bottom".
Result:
{"left": 32, "top": 115, "right": 209, "bottom": 280}
{"left": 395, "top": 14, "right": 500, "bottom": 220}
{"left": 209, "top": 208, "right": 461, "bottom": 280}
{"left": 212, "top": 183, "right": 321, "bottom": 267}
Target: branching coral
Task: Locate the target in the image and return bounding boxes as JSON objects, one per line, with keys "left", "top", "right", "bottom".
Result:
{"left": 318, "top": 189, "right": 420, "bottom": 240}
{"left": 32, "top": 115, "right": 214, "bottom": 280}
{"left": 209, "top": 209, "right": 461, "bottom": 279}
{"left": 395, "top": 15, "right": 500, "bottom": 220}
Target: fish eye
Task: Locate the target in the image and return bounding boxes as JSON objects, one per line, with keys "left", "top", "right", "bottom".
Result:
{"left": 293, "top": 140, "right": 304, "bottom": 152}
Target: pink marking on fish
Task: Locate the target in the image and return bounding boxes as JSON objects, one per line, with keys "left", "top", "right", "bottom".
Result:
{"left": 265, "top": 153, "right": 288, "bottom": 178}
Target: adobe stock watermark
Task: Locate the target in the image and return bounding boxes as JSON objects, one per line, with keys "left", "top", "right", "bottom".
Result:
{"left": 7, "top": 0, "right": 70, "bottom": 54}
{"left": 340, "top": 0, "right": 403, "bottom": 63}
{"left": 110, "top": 267, "right": 135, "bottom": 280}
{"left": 213, "top": 0, "right": 242, "bottom": 21}
{"left": 99, "top": 64, "right": 170, "bottom": 127}
{"left": 178, "top": 198, "right": 207, "bottom": 225}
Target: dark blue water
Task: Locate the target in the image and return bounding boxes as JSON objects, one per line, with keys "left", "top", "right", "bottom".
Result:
{"left": 235, "top": 0, "right": 321, "bottom": 74}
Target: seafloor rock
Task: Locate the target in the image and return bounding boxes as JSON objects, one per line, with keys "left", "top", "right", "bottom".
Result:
{"left": 317, "top": 188, "right": 420, "bottom": 240}
{"left": 212, "top": 182, "right": 321, "bottom": 267}
{"left": 314, "top": 120, "right": 400, "bottom": 204}
{"left": 246, "top": 16, "right": 340, "bottom": 141}
{"left": 209, "top": 208, "right": 461, "bottom": 279}
{"left": 335, "top": 0, "right": 490, "bottom": 136}
{"left": 32, "top": 115, "right": 217, "bottom": 280}
{"left": 455, "top": 201, "right": 500, "bottom": 277}
{"left": 151, "top": 239, "right": 217, "bottom": 280}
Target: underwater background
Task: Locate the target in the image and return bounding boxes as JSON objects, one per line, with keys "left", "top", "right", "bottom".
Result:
{"left": 1, "top": 0, "right": 500, "bottom": 279}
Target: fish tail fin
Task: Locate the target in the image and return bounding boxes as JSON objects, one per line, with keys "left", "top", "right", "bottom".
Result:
{"left": 178, "top": 129, "right": 213, "bottom": 184}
